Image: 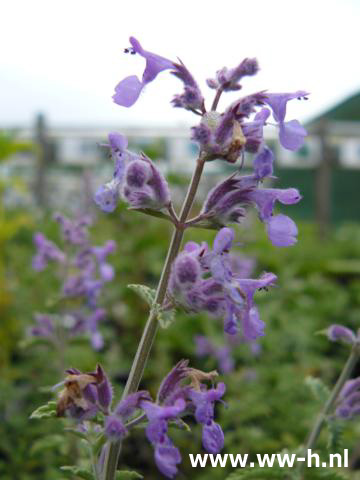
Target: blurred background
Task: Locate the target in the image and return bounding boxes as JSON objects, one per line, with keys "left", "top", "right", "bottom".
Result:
{"left": 2, "top": 0, "right": 360, "bottom": 478}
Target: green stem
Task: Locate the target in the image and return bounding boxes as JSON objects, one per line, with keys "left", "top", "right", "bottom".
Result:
{"left": 102, "top": 153, "right": 207, "bottom": 480}
{"left": 299, "top": 344, "right": 360, "bottom": 478}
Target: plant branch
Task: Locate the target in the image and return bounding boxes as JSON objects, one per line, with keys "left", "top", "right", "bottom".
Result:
{"left": 298, "top": 344, "right": 360, "bottom": 478}
{"left": 101, "top": 152, "right": 207, "bottom": 480}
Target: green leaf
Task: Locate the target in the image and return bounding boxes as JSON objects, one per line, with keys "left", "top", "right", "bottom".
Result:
{"left": 303, "top": 468, "right": 349, "bottom": 480}
{"left": 305, "top": 376, "right": 330, "bottom": 403}
{"left": 60, "top": 465, "right": 94, "bottom": 479}
{"left": 127, "top": 284, "right": 176, "bottom": 329}
{"left": 130, "top": 207, "right": 173, "bottom": 223}
{"left": 29, "top": 401, "right": 57, "bottom": 419}
{"left": 128, "top": 284, "right": 156, "bottom": 306}
{"left": 157, "top": 308, "right": 176, "bottom": 328}
{"left": 115, "top": 471, "right": 143, "bottom": 479}
{"left": 64, "top": 427, "right": 90, "bottom": 442}
{"left": 326, "top": 417, "right": 345, "bottom": 451}
{"left": 226, "top": 464, "right": 291, "bottom": 479}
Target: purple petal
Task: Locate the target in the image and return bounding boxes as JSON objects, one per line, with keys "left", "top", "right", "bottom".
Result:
{"left": 279, "top": 120, "right": 307, "bottom": 151}
{"left": 266, "top": 214, "right": 298, "bottom": 247}
{"left": 213, "top": 227, "right": 235, "bottom": 254}
{"left": 202, "top": 421, "right": 224, "bottom": 453}
{"left": 265, "top": 91, "right": 308, "bottom": 123}
{"left": 327, "top": 324, "right": 356, "bottom": 345}
{"left": 113, "top": 75, "right": 143, "bottom": 107}
{"left": 154, "top": 441, "right": 182, "bottom": 479}
{"left": 253, "top": 146, "right": 274, "bottom": 179}
{"left": 104, "top": 415, "right": 127, "bottom": 441}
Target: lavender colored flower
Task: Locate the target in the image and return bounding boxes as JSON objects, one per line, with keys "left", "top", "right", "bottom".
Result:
{"left": 336, "top": 377, "right": 360, "bottom": 419}
{"left": 32, "top": 233, "right": 66, "bottom": 271}
{"left": 264, "top": 91, "right": 309, "bottom": 150}
{"left": 188, "top": 382, "right": 226, "bottom": 453}
{"left": 28, "top": 313, "right": 54, "bottom": 339}
{"left": 54, "top": 213, "right": 92, "bottom": 245}
{"left": 201, "top": 154, "right": 301, "bottom": 247}
{"left": 140, "top": 399, "right": 186, "bottom": 478}
{"left": 104, "top": 415, "right": 127, "bottom": 441}
{"left": 327, "top": 324, "right": 357, "bottom": 345}
{"left": 170, "top": 228, "right": 277, "bottom": 339}
{"left": 171, "top": 60, "right": 205, "bottom": 112}
{"left": 113, "top": 37, "right": 174, "bottom": 108}
{"left": 95, "top": 134, "right": 170, "bottom": 213}
{"left": 206, "top": 58, "right": 259, "bottom": 92}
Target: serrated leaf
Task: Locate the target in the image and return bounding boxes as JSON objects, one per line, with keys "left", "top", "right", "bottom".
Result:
{"left": 304, "top": 468, "right": 349, "bottom": 480}
{"left": 157, "top": 308, "right": 176, "bottom": 328}
{"left": 305, "top": 376, "right": 330, "bottom": 403}
{"left": 30, "top": 401, "right": 57, "bottom": 419}
{"left": 115, "top": 471, "right": 143, "bottom": 479}
{"left": 128, "top": 284, "right": 176, "bottom": 329}
{"left": 128, "top": 284, "right": 156, "bottom": 306}
{"left": 326, "top": 417, "right": 345, "bottom": 451}
{"left": 226, "top": 464, "right": 291, "bottom": 479}
{"left": 60, "top": 465, "right": 94, "bottom": 479}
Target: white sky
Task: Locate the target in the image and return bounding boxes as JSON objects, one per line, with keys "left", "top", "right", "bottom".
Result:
{"left": 1, "top": 0, "right": 359, "bottom": 128}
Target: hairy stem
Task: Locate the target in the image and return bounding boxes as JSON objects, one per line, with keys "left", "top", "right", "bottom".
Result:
{"left": 102, "top": 153, "right": 207, "bottom": 480}
{"left": 298, "top": 344, "right": 360, "bottom": 478}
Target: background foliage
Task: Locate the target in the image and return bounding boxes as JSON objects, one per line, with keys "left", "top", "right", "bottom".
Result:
{"left": 2, "top": 171, "right": 360, "bottom": 478}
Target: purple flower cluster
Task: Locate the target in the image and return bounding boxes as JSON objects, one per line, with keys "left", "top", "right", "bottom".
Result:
{"left": 30, "top": 213, "right": 115, "bottom": 349}
{"left": 327, "top": 324, "right": 358, "bottom": 345}
{"left": 55, "top": 361, "right": 225, "bottom": 478}
{"left": 201, "top": 146, "right": 302, "bottom": 246}
{"left": 94, "top": 133, "right": 170, "bottom": 213}
{"left": 169, "top": 228, "right": 276, "bottom": 340}
{"left": 336, "top": 377, "right": 360, "bottom": 419}
{"left": 112, "top": 37, "right": 308, "bottom": 158}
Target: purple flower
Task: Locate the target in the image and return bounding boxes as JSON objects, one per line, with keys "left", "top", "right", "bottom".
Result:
{"left": 336, "top": 377, "right": 360, "bottom": 420}
{"left": 113, "top": 37, "right": 174, "bottom": 108}
{"left": 104, "top": 415, "right": 127, "bottom": 441}
{"left": 140, "top": 399, "right": 186, "bottom": 478}
{"left": 32, "top": 233, "right": 66, "bottom": 271}
{"left": 95, "top": 364, "right": 113, "bottom": 412}
{"left": 170, "top": 228, "right": 276, "bottom": 339}
{"left": 327, "top": 324, "right": 357, "bottom": 345}
{"left": 28, "top": 313, "right": 54, "bottom": 339}
{"left": 264, "top": 91, "right": 309, "bottom": 150}
{"left": 54, "top": 213, "right": 92, "bottom": 245}
{"left": 171, "top": 60, "right": 204, "bottom": 112}
{"left": 201, "top": 169, "right": 301, "bottom": 247}
{"left": 206, "top": 58, "right": 259, "bottom": 92}
{"left": 95, "top": 134, "right": 170, "bottom": 213}
{"left": 188, "top": 382, "right": 226, "bottom": 453}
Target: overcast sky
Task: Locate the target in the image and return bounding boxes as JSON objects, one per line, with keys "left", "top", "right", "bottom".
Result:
{"left": 1, "top": 0, "right": 359, "bottom": 128}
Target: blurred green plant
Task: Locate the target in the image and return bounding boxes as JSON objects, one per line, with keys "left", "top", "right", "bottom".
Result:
{"left": 3, "top": 200, "right": 360, "bottom": 478}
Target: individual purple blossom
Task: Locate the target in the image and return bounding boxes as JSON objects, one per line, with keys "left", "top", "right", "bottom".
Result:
{"left": 264, "top": 91, "right": 309, "bottom": 150}
{"left": 206, "top": 58, "right": 259, "bottom": 92}
{"left": 113, "top": 37, "right": 174, "bottom": 108}
{"left": 171, "top": 60, "right": 205, "bottom": 112}
{"left": 336, "top": 377, "right": 360, "bottom": 419}
{"left": 54, "top": 213, "right": 92, "bottom": 245}
{"left": 327, "top": 324, "right": 357, "bottom": 345}
{"left": 140, "top": 399, "right": 186, "bottom": 478}
{"left": 201, "top": 153, "right": 301, "bottom": 247}
{"left": 28, "top": 313, "right": 54, "bottom": 339}
{"left": 188, "top": 382, "right": 226, "bottom": 453}
{"left": 95, "top": 134, "right": 170, "bottom": 213}
{"left": 32, "top": 233, "right": 66, "bottom": 271}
